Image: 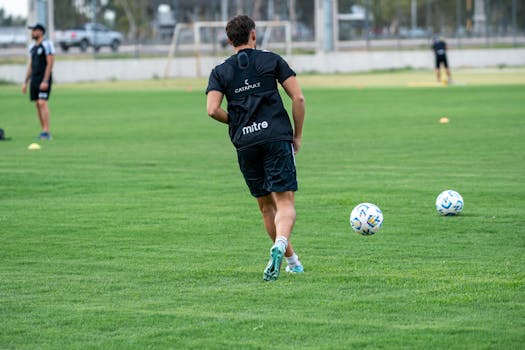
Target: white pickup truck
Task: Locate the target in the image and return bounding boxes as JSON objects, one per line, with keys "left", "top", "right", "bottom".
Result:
{"left": 55, "top": 23, "right": 123, "bottom": 53}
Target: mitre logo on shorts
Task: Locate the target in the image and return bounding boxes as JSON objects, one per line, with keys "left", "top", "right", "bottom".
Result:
{"left": 242, "top": 121, "right": 269, "bottom": 135}
{"left": 235, "top": 79, "right": 261, "bottom": 94}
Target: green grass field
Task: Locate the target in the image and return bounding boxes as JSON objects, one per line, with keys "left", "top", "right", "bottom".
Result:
{"left": 1, "top": 74, "right": 524, "bottom": 349}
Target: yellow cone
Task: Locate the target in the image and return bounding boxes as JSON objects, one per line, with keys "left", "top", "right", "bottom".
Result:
{"left": 28, "top": 143, "right": 41, "bottom": 150}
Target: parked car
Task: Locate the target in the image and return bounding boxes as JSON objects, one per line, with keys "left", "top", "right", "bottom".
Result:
{"left": 0, "top": 27, "right": 27, "bottom": 48}
{"left": 55, "top": 23, "right": 123, "bottom": 52}
{"left": 399, "top": 27, "right": 432, "bottom": 39}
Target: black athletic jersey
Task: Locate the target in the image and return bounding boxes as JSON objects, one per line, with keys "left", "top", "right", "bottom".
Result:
{"left": 206, "top": 48, "right": 296, "bottom": 150}
{"left": 29, "top": 40, "right": 55, "bottom": 83}
{"left": 432, "top": 40, "right": 447, "bottom": 56}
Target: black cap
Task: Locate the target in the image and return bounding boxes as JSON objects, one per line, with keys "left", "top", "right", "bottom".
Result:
{"left": 28, "top": 23, "right": 46, "bottom": 34}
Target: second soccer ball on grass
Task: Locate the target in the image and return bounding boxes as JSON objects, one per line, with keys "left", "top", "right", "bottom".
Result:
{"left": 436, "top": 190, "right": 464, "bottom": 216}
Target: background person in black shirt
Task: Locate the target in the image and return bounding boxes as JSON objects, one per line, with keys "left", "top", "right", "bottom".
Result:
{"left": 206, "top": 15, "right": 305, "bottom": 281}
{"left": 432, "top": 36, "right": 452, "bottom": 84}
{"left": 22, "top": 23, "right": 55, "bottom": 140}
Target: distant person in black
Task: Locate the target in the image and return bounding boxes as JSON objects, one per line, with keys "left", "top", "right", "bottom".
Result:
{"left": 206, "top": 15, "right": 306, "bottom": 281}
{"left": 432, "top": 36, "right": 452, "bottom": 84}
{"left": 22, "top": 23, "right": 55, "bottom": 140}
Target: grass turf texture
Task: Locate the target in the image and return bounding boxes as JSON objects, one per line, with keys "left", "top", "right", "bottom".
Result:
{"left": 1, "top": 79, "right": 524, "bottom": 349}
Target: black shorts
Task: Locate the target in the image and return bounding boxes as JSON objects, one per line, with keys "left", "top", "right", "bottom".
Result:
{"left": 435, "top": 55, "right": 448, "bottom": 69}
{"left": 30, "top": 79, "right": 52, "bottom": 101}
{"left": 237, "top": 140, "right": 298, "bottom": 198}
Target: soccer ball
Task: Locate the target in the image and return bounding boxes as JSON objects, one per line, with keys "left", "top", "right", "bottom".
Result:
{"left": 436, "top": 190, "right": 464, "bottom": 216}
{"left": 349, "top": 203, "right": 384, "bottom": 235}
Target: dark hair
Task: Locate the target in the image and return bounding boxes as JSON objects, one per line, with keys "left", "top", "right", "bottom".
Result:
{"left": 225, "top": 15, "right": 255, "bottom": 47}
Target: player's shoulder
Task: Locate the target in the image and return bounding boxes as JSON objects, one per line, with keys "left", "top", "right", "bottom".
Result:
{"left": 254, "top": 49, "right": 282, "bottom": 61}
{"left": 42, "top": 40, "right": 56, "bottom": 54}
{"left": 213, "top": 56, "right": 234, "bottom": 72}
{"left": 210, "top": 56, "right": 236, "bottom": 81}
{"left": 253, "top": 49, "right": 286, "bottom": 69}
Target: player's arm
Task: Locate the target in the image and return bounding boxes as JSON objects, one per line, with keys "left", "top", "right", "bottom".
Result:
{"left": 206, "top": 90, "right": 229, "bottom": 124}
{"left": 40, "top": 54, "right": 54, "bottom": 91}
{"left": 282, "top": 76, "right": 305, "bottom": 154}
{"left": 22, "top": 62, "right": 32, "bottom": 94}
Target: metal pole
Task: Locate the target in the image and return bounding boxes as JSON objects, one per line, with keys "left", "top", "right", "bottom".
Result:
{"left": 27, "top": 0, "right": 36, "bottom": 51}
{"left": 221, "top": 0, "right": 228, "bottom": 22}
{"left": 47, "top": 0, "right": 54, "bottom": 41}
{"left": 332, "top": 0, "right": 338, "bottom": 51}
{"left": 512, "top": 0, "right": 517, "bottom": 47}
{"left": 92, "top": 0, "right": 97, "bottom": 57}
{"left": 289, "top": 0, "right": 296, "bottom": 37}
{"left": 268, "top": 0, "right": 274, "bottom": 20}
{"left": 194, "top": 23, "right": 201, "bottom": 78}
{"left": 36, "top": 0, "right": 47, "bottom": 25}
{"left": 466, "top": 0, "right": 472, "bottom": 34}
{"left": 285, "top": 21, "right": 292, "bottom": 57}
{"left": 411, "top": 0, "right": 417, "bottom": 31}
{"left": 426, "top": 0, "right": 431, "bottom": 33}
{"left": 323, "top": 0, "right": 334, "bottom": 52}
{"left": 365, "top": 0, "right": 370, "bottom": 50}
{"left": 28, "top": 0, "right": 35, "bottom": 25}
{"left": 314, "top": 0, "right": 323, "bottom": 53}
{"left": 396, "top": 0, "right": 401, "bottom": 49}
{"left": 485, "top": 0, "right": 489, "bottom": 47}
{"left": 456, "top": 0, "right": 462, "bottom": 48}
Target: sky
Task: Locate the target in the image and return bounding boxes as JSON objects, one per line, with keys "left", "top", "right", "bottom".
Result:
{"left": 0, "top": 0, "right": 28, "bottom": 18}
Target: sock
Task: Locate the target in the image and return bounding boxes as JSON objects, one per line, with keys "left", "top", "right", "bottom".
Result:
{"left": 286, "top": 253, "right": 300, "bottom": 267}
{"left": 275, "top": 236, "right": 288, "bottom": 252}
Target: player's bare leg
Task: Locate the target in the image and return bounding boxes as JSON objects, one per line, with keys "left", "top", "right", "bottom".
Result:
{"left": 37, "top": 99, "right": 50, "bottom": 133}
{"left": 435, "top": 68, "right": 441, "bottom": 83}
{"left": 257, "top": 193, "right": 296, "bottom": 257}
{"left": 271, "top": 191, "right": 296, "bottom": 241}
{"left": 259, "top": 192, "right": 303, "bottom": 280}
{"left": 35, "top": 101, "right": 43, "bottom": 129}
{"left": 446, "top": 68, "right": 452, "bottom": 82}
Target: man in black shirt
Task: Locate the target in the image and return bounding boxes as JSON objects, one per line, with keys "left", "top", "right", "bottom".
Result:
{"left": 206, "top": 15, "right": 306, "bottom": 281}
{"left": 432, "top": 36, "right": 452, "bottom": 84}
{"left": 22, "top": 23, "right": 55, "bottom": 140}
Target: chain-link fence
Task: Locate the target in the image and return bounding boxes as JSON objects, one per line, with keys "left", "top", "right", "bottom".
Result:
{"left": 150, "top": 0, "right": 525, "bottom": 52}
{"left": 334, "top": 0, "right": 524, "bottom": 49}
{"left": 1, "top": 0, "right": 524, "bottom": 59}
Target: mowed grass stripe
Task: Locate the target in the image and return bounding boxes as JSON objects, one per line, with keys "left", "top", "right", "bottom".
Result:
{"left": 0, "top": 83, "right": 524, "bottom": 349}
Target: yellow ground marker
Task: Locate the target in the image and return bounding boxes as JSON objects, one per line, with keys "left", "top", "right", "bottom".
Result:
{"left": 407, "top": 81, "right": 447, "bottom": 87}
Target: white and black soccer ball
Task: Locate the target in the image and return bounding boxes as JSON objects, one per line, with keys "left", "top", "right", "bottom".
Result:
{"left": 436, "top": 190, "right": 464, "bottom": 216}
{"left": 350, "top": 203, "right": 384, "bottom": 235}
